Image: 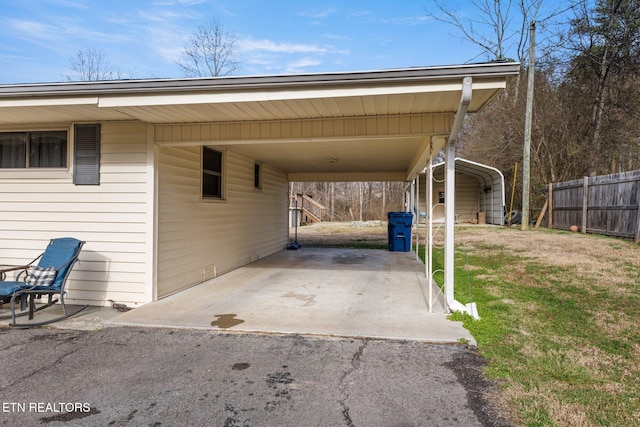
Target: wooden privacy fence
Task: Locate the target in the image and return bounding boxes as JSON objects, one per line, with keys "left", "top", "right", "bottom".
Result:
{"left": 542, "top": 170, "right": 640, "bottom": 242}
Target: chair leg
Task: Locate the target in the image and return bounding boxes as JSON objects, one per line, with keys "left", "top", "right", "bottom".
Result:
{"left": 10, "top": 294, "right": 18, "bottom": 325}
{"left": 9, "top": 294, "right": 33, "bottom": 323}
{"left": 9, "top": 291, "right": 89, "bottom": 328}
{"left": 59, "top": 293, "right": 68, "bottom": 316}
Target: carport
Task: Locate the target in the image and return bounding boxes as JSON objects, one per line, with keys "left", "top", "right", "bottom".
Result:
{"left": 418, "top": 158, "right": 505, "bottom": 225}
{"left": 0, "top": 61, "right": 519, "bottom": 326}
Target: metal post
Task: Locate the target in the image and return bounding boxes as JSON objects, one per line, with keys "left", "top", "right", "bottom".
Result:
{"left": 444, "top": 137, "right": 456, "bottom": 310}
{"left": 427, "top": 160, "right": 433, "bottom": 312}
{"left": 415, "top": 174, "right": 420, "bottom": 259}
{"left": 548, "top": 182, "right": 553, "bottom": 228}
{"left": 582, "top": 176, "right": 589, "bottom": 233}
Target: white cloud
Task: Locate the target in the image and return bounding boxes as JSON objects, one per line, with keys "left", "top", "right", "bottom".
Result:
{"left": 5, "top": 17, "right": 131, "bottom": 45}
{"left": 298, "top": 8, "right": 335, "bottom": 19}
{"left": 323, "top": 33, "right": 348, "bottom": 40}
{"left": 387, "top": 15, "right": 430, "bottom": 26}
{"left": 5, "top": 19, "right": 57, "bottom": 39}
{"left": 153, "top": 0, "right": 206, "bottom": 5}
{"left": 350, "top": 10, "right": 372, "bottom": 17}
{"left": 238, "top": 39, "right": 328, "bottom": 54}
{"left": 285, "top": 58, "right": 322, "bottom": 69}
{"left": 43, "top": 0, "right": 89, "bottom": 9}
{"left": 136, "top": 8, "right": 201, "bottom": 24}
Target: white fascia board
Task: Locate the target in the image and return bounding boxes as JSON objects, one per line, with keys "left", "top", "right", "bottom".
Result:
{"left": 96, "top": 82, "right": 467, "bottom": 108}
{"left": 472, "top": 80, "right": 507, "bottom": 90}
{"left": 0, "top": 97, "right": 98, "bottom": 108}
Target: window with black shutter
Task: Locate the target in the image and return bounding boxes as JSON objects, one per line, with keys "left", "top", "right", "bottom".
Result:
{"left": 73, "top": 124, "right": 100, "bottom": 185}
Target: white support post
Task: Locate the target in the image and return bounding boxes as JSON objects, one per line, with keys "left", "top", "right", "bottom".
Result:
{"left": 415, "top": 174, "right": 420, "bottom": 259}
{"left": 444, "top": 137, "right": 456, "bottom": 311}
{"left": 427, "top": 161, "right": 433, "bottom": 312}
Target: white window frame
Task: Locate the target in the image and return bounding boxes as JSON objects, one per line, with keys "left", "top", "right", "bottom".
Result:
{"left": 202, "top": 146, "right": 225, "bottom": 201}
{"left": 0, "top": 125, "right": 72, "bottom": 179}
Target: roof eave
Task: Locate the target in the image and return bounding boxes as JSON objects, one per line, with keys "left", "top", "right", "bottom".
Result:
{"left": 0, "top": 62, "right": 521, "bottom": 98}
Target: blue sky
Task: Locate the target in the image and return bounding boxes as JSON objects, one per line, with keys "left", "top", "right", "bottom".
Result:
{"left": 0, "top": 0, "right": 496, "bottom": 84}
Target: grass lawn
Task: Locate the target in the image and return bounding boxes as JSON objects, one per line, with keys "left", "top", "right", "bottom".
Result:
{"left": 422, "top": 227, "right": 640, "bottom": 426}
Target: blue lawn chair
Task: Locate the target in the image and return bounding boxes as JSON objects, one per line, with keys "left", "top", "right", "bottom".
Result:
{"left": 0, "top": 238, "right": 87, "bottom": 327}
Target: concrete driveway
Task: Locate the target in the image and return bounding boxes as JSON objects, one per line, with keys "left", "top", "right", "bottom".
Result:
{"left": 107, "top": 247, "right": 474, "bottom": 345}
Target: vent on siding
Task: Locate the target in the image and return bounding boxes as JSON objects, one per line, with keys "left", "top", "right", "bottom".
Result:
{"left": 74, "top": 124, "right": 101, "bottom": 185}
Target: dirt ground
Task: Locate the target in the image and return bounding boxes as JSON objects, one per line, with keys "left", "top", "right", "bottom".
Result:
{"left": 291, "top": 221, "right": 389, "bottom": 248}
{"left": 292, "top": 221, "right": 639, "bottom": 273}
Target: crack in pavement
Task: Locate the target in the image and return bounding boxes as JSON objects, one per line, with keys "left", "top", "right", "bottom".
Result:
{"left": 337, "top": 339, "right": 367, "bottom": 427}
{"left": 0, "top": 346, "right": 79, "bottom": 392}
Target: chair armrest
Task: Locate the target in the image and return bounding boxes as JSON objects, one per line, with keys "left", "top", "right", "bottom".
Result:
{"left": 0, "top": 265, "right": 29, "bottom": 280}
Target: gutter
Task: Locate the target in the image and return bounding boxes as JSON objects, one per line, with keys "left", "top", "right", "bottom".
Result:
{"left": 0, "top": 62, "right": 520, "bottom": 98}
{"left": 444, "top": 76, "right": 480, "bottom": 319}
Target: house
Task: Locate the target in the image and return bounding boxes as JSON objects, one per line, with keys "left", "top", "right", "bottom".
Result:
{"left": 0, "top": 62, "right": 520, "bottom": 309}
{"left": 417, "top": 158, "right": 505, "bottom": 225}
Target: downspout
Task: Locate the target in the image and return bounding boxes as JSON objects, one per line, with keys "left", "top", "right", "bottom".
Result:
{"left": 444, "top": 76, "right": 479, "bottom": 318}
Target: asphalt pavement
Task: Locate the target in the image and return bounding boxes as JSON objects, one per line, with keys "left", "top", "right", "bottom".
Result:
{"left": 0, "top": 327, "right": 505, "bottom": 427}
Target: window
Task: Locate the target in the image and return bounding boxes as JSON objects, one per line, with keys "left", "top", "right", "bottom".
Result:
{"left": 202, "top": 147, "right": 223, "bottom": 199}
{"left": 254, "top": 162, "right": 262, "bottom": 189}
{"left": 438, "top": 191, "right": 445, "bottom": 204}
{"left": 0, "top": 130, "right": 67, "bottom": 168}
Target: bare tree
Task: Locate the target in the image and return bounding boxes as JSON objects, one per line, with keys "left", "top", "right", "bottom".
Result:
{"left": 425, "top": 0, "right": 551, "bottom": 104}
{"left": 67, "top": 48, "right": 121, "bottom": 81}
{"left": 177, "top": 20, "right": 240, "bottom": 77}
{"left": 425, "top": 0, "right": 545, "bottom": 63}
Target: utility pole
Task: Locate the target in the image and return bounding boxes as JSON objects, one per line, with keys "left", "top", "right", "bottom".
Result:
{"left": 521, "top": 21, "right": 535, "bottom": 231}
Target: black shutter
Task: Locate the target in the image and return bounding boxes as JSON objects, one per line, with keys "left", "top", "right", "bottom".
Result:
{"left": 74, "top": 124, "right": 100, "bottom": 185}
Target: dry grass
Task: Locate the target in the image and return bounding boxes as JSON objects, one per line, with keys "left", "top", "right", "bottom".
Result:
{"left": 449, "top": 227, "right": 640, "bottom": 426}
{"left": 293, "top": 221, "right": 388, "bottom": 248}
{"left": 294, "top": 222, "right": 640, "bottom": 426}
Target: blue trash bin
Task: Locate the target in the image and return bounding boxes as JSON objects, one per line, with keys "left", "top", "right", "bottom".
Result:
{"left": 387, "top": 212, "right": 413, "bottom": 251}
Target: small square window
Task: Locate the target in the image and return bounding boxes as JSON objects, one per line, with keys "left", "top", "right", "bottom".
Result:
{"left": 202, "top": 147, "right": 223, "bottom": 199}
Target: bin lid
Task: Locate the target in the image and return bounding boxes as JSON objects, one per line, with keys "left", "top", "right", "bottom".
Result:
{"left": 387, "top": 211, "right": 413, "bottom": 218}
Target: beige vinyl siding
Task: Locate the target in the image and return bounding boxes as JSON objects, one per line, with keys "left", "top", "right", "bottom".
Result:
{"left": 157, "top": 145, "right": 288, "bottom": 298}
{"left": 154, "top": 113, "right": 453, "bottom": 144}
{"left": 0, "top": 121, "right": 151, "bottom": 306}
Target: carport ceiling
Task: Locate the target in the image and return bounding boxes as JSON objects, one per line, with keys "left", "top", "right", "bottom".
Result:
{"left": 0, "top": 62, "right": 520, "bottom": 181}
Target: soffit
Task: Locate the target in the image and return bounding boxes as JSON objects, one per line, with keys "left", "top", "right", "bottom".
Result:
{"left": 0, "top": 63, "right": 520, "bottom": 181}
{"left": 0, "top": 81, "right": 502, "bottom": 125}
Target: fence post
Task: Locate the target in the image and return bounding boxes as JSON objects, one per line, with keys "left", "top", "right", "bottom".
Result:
{"left": 548, "top": 182, "right": 553, "bottom": 229}
{"left": 582, "top": 176, "right": 589, "bottom": 234}
{"left": 635, "top": 178, "right": 640, "bottom": 243}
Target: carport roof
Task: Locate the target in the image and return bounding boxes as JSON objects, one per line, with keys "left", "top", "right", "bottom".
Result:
{"left": 0, "top": 61, "right": 520, "bottom": 182}
{"left": 431, "top": 158, "right": 505, "bottom": 186}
